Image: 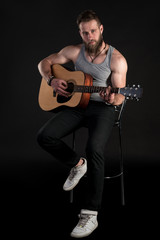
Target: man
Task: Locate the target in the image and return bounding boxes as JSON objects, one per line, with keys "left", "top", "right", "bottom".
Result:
{"left": 37, "top": 10, "right": 127, "bottom": 238}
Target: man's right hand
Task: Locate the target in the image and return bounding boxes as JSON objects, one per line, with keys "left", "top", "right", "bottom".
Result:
{"left": 51, "top": 78, "right": 70, "bottom": 97}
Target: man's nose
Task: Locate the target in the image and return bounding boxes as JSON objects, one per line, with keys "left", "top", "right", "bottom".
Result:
{"left": 87, "top": 32, "right": 93, "bottom": 40}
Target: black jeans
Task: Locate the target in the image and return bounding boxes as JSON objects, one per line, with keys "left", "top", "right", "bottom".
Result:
{"left": 37, "top": 101, "right": 116, "bottom": 211}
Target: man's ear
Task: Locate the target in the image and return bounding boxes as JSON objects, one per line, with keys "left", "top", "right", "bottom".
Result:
{"left": 100, "top": 24, "right": 104, "bottom": 34}
{"left": 79, "top": 29, "right": 83, "bottom": 38}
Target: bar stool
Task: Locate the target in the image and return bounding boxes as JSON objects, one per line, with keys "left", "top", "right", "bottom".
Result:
{"left": 70, "top": 100, "right": 127, "bottom": 206}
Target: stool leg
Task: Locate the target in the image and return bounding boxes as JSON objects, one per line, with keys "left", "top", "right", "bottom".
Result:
{"left": 120, "top": 173, "right": 125, "bottom": 206}
{"left": 119, "top": 123, "right": 125, "bottom": 206}
{"left": 70, "top": 189, "right": 73, "bottom": 203}
{"left": 70, "top": 131, "right": 76, "bottom": 203}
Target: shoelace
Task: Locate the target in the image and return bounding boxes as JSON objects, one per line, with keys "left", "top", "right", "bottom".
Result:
{"left": 77, "top": 214, "right": 91, "bottom": 228}
{"left": 69, "top": 167, "right": 78, "bottom": 180}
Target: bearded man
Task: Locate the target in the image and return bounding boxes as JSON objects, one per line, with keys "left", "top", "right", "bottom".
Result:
{"left": 37, "top": 9, "right": 127, "bottom": 238}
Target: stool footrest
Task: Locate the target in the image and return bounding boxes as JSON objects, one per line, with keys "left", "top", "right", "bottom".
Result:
{"left": 104, "top": 171, "right": 123, "bottom": 179}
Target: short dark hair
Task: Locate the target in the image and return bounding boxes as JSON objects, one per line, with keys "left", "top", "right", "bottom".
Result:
{"left": 77, "top": 10, "right": 102, "bottom": 27}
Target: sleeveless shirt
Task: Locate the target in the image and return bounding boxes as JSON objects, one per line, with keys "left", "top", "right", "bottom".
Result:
{"left": 74, "top": 44, "right": 114, "bottom": 102}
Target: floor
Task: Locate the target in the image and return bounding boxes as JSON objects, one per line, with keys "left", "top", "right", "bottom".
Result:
{"left": 1, "top": 159, "right": 159, "bottom": 239}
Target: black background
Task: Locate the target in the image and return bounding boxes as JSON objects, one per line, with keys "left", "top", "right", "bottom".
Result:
{"left": 1, "top": 1, "right": 160, "bottom": 239}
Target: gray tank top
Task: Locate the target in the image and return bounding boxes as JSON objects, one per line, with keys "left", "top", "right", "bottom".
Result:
{"left": 74, "top": 44, "right": 114, "bottom": 102}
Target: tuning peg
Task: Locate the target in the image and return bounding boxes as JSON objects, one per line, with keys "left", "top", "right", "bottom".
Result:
{"left": 136, "top": 98, "right": 139, "bottom": 101}
{"left": 133, "top": 84, "right": 135, "bottom": 87}
{"left": 137, "top": 85, "right": 141, "bottom": 88}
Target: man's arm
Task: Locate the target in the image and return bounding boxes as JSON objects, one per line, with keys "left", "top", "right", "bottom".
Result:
{"left": 101, "top": 50, "right": 128, "bottom": 106}
{"left": 38, "top": 45, "right": 80, "bottom": 97}
{"left": 38, "top": 45, "right": 77, "bottom": 81}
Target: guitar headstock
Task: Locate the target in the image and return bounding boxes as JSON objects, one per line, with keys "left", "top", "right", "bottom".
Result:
{"left": 119, "top": 85, "right": 143, "bottom": 101}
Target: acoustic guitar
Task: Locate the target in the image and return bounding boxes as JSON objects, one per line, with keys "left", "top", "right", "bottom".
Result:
{"left": 38, "top": 64, "right": 143, "bottom": 111}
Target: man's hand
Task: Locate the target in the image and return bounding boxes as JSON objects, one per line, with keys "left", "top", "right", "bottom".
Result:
{"left": 50, "top": 78, "right": 70, "bottom": 97}
{"left": 99, "top": 86, "right": 115, "bottom": 105}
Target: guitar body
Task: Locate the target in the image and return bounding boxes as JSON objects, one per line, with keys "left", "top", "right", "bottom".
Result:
{"left": 38, "top": 64, "right": 92, "bottom": 111}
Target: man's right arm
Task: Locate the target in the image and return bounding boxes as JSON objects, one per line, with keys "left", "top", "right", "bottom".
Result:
{"left": 38, "top": 45, "right": 80, "bottom": 81}
{"left": 38, "top": 45, "right": 80, "bottom": 97}
{"left": 38, "top": 48, "right": 68, "bottom": 81}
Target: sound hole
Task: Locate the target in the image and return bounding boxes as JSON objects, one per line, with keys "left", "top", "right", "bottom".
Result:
{"left": 57, "top": 82, "right": 74, "bottom": 104}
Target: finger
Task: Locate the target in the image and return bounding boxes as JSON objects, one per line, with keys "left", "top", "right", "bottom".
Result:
{"left": 106, "top": 87, "right": 110, "bottom": 95}
{"left": 99, "top": 91, "right": 104, "bottom": 98}
{"left": 109, "top": 92, "right": 115, "bottom": 101}
{"left": 60, "top": 80, "right": 68, "bottom": 89}
{"left": 57, "top": 88, "right": 70, "bottom": 97}
{"left": 99, "top": 91, "right": 108, "bottom": 101}
{"left": 100, "top": 90, "right": 107, "bottom": 96}
{"left": 99, "top": 90, "right": 104, "bottom": 97}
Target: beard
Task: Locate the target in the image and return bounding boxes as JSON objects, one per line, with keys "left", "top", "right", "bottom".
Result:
{"left": 84, "top": 34, "right": 104, "bottom": 55}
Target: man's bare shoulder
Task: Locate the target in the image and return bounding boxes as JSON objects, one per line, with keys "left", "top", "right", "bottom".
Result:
{"left": 58, "top": 44, "right": 82, "bottom": 62}
{"left": 111, "top": 48, "right": 128, "bottom": 72}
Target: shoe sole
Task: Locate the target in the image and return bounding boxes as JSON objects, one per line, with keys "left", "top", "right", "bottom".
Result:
{"left": 63, "top": 179, "right": 81, "bottom": 191}
{"left": 70, "top": 222, "right": 98, "bottom": 238}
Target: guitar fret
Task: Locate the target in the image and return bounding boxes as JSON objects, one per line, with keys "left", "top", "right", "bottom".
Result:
{"left": 74, "top": 85, "right": 107, "bottom": 93}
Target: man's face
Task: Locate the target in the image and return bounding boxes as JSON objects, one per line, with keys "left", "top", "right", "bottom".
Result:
{"left": 79, "top": 19, "right": 104, "bottom": 54}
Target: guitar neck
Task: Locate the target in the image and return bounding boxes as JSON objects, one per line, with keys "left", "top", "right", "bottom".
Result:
{"left": 74, "top": 85, "right": 119, "bottom": 94}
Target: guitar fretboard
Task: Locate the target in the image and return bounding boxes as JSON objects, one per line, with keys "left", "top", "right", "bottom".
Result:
{"left": 74, "top": 85, "right": 119, "bottom": 93}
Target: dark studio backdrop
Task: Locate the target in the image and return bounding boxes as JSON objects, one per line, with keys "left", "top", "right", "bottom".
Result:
{"left": 1, "top": 1, "right": 160, "bottom": 238}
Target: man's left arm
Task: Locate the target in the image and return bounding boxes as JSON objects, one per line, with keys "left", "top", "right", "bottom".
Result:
{"left": 105, "top": 52, "right": 128, "bottom": 106}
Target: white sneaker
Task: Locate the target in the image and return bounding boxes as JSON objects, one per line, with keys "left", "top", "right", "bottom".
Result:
{"left": 70, "top": 209, "right": 98, "bottom": 238}
{"left": 63, "top": 158, "right": 87, "bottom": 191}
